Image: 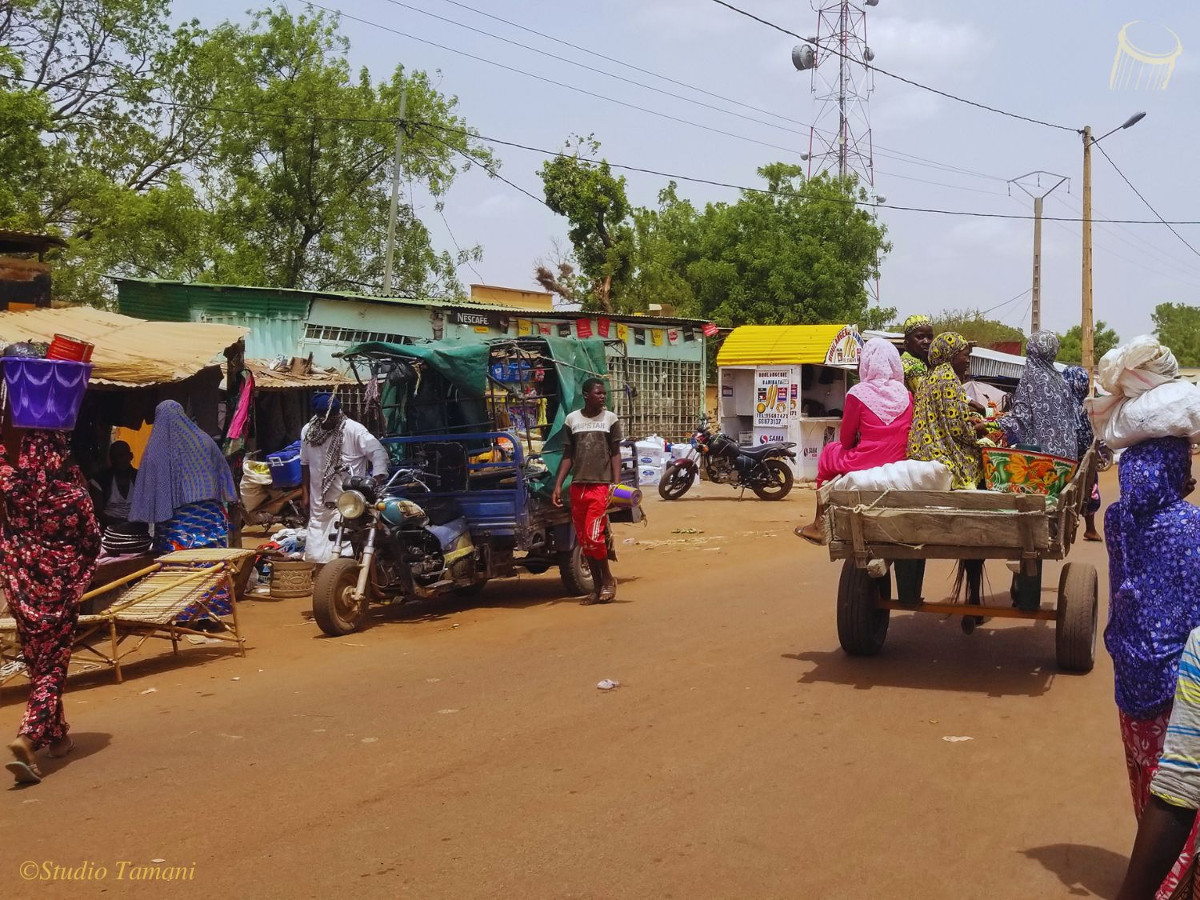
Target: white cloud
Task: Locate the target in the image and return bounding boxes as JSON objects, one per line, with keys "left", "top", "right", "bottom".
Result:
{"left": 868, "top": 17, "right": 990, "bottom": 75}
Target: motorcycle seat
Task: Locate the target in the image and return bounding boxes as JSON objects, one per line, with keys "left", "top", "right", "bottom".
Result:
{"left": 739, "top": 442, "right": 796, "bottom": 458}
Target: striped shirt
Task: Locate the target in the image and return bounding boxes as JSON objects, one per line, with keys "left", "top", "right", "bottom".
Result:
{"left": 1151, "top": 628, "right": 1200, "bottom": 808}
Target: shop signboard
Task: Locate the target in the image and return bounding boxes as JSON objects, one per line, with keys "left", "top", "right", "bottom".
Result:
{"left": 754, "top": 368, "right": 790, "bottom": 427}
{"left": 823, "top": 325, "right": 863, "bottom": 367}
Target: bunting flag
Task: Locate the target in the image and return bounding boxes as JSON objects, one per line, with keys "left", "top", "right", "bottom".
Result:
{"left": 633, "top": 328, "right": 646, "bottom": 345}
{"left": 651, "top": 329, "right": 664, "bottom": 346}
{"left": 616, "top": 323, "right": 629, "bottom": 341}
{"left": 597, "top": 317, "right": 611, "bottom": 338}
{"left": 538, "top": 322, "right": 552, "bottom": 335}
{"left": 667, "top": 329, "right": 679, "bottom": 343}
{"left": 576, "top": 318, "right": 593, "bottom": 338}
{"left": 517, "top": 319, "right": 532, "bottom": 336}
{"left": 702, "top": 322, "right": 720, "bottom": 337}
{"left": 557, "top": 322, "right": 572, "bottom": 337}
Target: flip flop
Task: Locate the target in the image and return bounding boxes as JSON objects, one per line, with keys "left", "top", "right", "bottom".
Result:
{"left": 48, "top": 738, "right": 74, "bottom": 759}
{"left": 598, "top": 584, "right": 616, "bottom": 603}
{"left": 580, "top": 593, "right": 601, "bottom": 606}
{"left": 794, "top": 525, "right": 824, "bottom": 546}
{"left": 5, "top": 760, "right": 42, "bottom": 785}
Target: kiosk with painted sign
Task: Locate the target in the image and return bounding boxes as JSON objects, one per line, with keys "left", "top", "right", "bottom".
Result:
{"left": 715, "top": 324, "right": 863, "bottom": 482}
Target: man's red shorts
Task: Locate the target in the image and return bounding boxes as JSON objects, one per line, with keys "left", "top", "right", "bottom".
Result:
{"left": 569, "top": 483, "right": 611, "bottom": 561}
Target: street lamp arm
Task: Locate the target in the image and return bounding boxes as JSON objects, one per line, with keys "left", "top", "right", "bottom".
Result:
{"left": 1093, "top": 111, "right": 1147, "bottom": 145}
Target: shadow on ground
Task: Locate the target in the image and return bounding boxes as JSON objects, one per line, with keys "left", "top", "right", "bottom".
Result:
{"left": 1020, "top": 843, "right": 1127, "bottom": 898}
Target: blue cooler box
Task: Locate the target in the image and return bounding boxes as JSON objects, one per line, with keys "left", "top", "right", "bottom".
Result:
{"left": 267, "top": 441, "right": 303, "bottom": 489}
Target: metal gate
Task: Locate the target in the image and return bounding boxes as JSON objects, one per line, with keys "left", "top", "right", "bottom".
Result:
{"left": 606, "top": 355, "right": 703, "bottom": 442}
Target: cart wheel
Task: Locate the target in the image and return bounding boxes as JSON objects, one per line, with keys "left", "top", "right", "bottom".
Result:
{"left": 1056, "top": 562, "right": 1098, "bottom": 673}
{"left": 837, "top": 559, "right": 891, "bottom": 656}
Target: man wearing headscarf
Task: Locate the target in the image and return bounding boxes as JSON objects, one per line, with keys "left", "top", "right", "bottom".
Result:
{"left": 907, "top": 332, "right": 988, "bottom": 489}
{"left": 994, "top": 330, "right": 1079, "bottom": 460}
{"left": 300, "top": 394, "right": 389, "bottom": 564}
{"left": 901, "top": 314, "right": 934, "bottom": 394}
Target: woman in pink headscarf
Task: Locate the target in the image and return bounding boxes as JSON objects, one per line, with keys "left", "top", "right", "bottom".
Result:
{"left": 797, "top": 338, "right": 914, "bottom": 543}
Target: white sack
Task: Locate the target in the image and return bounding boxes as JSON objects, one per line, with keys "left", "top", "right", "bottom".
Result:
{"left": 1087, "top": 380, "right": 1200, "bottom": 450}
{"left": 820, "top": 460, "right": 952, "bottom": 501}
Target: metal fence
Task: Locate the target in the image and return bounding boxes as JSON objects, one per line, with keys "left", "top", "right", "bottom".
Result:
{"left": 606, "top": 356, "right": 703, "bottom": 443}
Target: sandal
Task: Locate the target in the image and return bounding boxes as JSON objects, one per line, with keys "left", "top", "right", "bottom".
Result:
{"left": 580, "top": 593, "right": 601, "bottom": 606}
{"left": 598, "top": 584, "right": 616, "bottom": 604}
{"left": 48, "top": 737, "right": 74, "bottom": 759}
{"left": 6, "top": 739, "right": 42, "bottom": 785}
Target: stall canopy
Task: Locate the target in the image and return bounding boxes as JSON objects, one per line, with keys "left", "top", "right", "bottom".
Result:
{"left": 0, "top": 307, "right": 247, "bottom": 387}
{"left": 715, "top": 324, "right": 861, "bottom": 368}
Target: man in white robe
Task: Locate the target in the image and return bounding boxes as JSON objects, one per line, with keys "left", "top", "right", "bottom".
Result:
{"left": 300, "top": 394, "right": 389, "bottom": 564}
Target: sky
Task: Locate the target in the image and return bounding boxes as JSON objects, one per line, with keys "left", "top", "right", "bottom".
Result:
{"left": 183, "top": 0, "right": 1200, "bottom": 342}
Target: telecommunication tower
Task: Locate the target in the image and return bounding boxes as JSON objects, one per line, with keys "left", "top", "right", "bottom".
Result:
{"left": 791, "top": 0, "right": 878, "bottom": 186}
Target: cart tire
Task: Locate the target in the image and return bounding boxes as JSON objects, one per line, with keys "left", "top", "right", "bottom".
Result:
{"left": 559, "top": 545, "right": 595, "bottom": 597}
{"left": 658, "top": 465, "right": 696, "bottom": 500}
{"left": 752, "top": 458, "right": 794, "bottom": 501}
{"left": 837, "top": 559, "right": 891, "bottom": 656}
{"left": 1056, "top": 562, "right": 1098, "bottom": 673}
{"left": 312, "top": 558, "right": 370, "bottom": 637}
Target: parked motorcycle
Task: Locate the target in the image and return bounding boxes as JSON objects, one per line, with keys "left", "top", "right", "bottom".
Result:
{"left": 241, "top": 484, "right": 306, "bottom": 529}
{"left": 312, "top": 464, "right": 487, "bottom": 636}
{"left": 658, "top": 421, "right": 796, "bottom": 501}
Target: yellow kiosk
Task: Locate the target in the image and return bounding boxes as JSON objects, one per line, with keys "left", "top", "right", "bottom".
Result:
{"left": 715, "top": 324, "right": 863, "bottom": 482}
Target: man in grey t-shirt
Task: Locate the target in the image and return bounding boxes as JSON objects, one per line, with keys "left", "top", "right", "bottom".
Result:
{"left": 552, "top": 378, "right": 622, "bottom": 604}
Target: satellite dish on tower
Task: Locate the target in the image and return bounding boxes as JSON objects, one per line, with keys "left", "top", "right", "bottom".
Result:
{"left": 792, "top": 44, "right": 816, "bottom": 71}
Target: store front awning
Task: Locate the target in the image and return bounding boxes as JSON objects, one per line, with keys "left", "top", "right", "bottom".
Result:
{"left": 715, "top": 324, "right": 861, "bottom": 368}
{"left": 0, "top": 306, "right": 247, "bottom": 387}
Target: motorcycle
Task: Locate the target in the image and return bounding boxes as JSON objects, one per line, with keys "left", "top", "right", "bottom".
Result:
{"left": 658, "top": 421, "right": 797, "bottom": 501}
{"left": 241, "top": 484, "right": 306, "bottom": 529}
{"left": 312, "top": 463, "right": 486, "bottom": 636}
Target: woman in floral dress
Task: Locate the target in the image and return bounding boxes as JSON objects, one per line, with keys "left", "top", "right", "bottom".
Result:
{"left": 3, "top": 431, "right": 101, "bottom": 785}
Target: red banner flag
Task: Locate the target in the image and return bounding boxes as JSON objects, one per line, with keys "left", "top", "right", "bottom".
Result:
{"left": 597, "top": 317, "right": 611, "bottom": 338}
{"left": 702, "top": 322, "right": 719, "bottom": 337}
{"left": 667, "top": 329, "right": 679, "bottom": 343}
{"left": 576, "top": 318, "right": 593, "bottom": 338}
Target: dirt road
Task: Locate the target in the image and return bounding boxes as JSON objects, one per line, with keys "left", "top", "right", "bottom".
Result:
{"left": 2, "top": 476, "right": 1132, "bottom": 898}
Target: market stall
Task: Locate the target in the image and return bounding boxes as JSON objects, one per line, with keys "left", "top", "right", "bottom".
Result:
{"left": 715, "top": 324, "right": 863, "bottom": 482}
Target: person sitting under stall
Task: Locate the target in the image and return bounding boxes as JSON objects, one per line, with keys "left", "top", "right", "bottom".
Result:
{"left": 88, "top": 440, "right": 137, "bottom": 529}
{"left": 796, "top": 338, "right": 913, "bottom": 544}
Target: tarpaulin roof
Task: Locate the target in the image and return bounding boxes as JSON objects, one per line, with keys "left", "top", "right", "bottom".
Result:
{"left": 716, "top": 324, "right": 856, "bottom": 367}
{"left": 0, "top": 306, "right": 247, "bottom": 387}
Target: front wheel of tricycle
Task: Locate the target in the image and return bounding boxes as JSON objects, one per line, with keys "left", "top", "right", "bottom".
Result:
{"left": 559, "top": 545, "right": 595, "bottom": 597}
{"left": 312, "top": 557, "right": 370, "bottom": 637}
{"left": 1056, "top": 562, "right": 1098, "bottom": 673}
{"left": 837, "top": 559, "right": 891, "bottom": 656}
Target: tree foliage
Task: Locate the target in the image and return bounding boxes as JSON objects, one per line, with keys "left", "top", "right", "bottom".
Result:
{"left": 1056, "top": 321, "right": 1119, "bottom": 365}
{"left": 928, "top": 309, "right": 1026, "bottom": 350}
{"left": 1153, "top": 303, "right": 1200, "bottom": 366}
{"left": 538, "top": 136, "right": 635, "bottom": 313}
{"left": 0, "top": 2, "right": 490, "bottom": 303}
{"left": 540, "top": 156, "right": 894, "bottom": 327}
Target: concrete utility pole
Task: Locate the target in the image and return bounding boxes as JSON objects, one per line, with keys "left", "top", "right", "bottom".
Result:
{"left": 1008, "top": 171, "right": 1069, "bottom": 334}
{"left": 383, "top": 81, "right": 409, "bottom": 296}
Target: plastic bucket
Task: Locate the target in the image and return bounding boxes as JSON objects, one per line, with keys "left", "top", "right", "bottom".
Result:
{"left": 609, "top": 484, "right": 643, "bottom": 509}
{"left": 45, "top": 334, "right": 94, "bottom": 362}
{"left": 2, "top": 358, "right": 92, "bottom": 430}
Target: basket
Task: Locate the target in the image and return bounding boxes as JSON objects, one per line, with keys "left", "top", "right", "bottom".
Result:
{"left": 982, "top": 447, "right": 1078, "bottom": 499}
{"left": 2, "top": 358, "right": 92, "bottom": 430}
{"left": 266, "top": 441, "right": 303, "bottom": 489}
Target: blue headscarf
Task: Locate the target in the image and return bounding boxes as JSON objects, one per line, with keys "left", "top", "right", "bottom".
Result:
{"left": 996, "top": 331, "right": 1078, "bottom": 460}
{"left": 1063, "top": 365, "right": 1095, "bottom": 458}
{"left": 313, "top": 393, "right": 341, "bottom": 414}
{"left": 129, "top": 400, "right": 237, "bottom": 525}
{"left": 1104, "top": 437, "right": 1200, "bottom": 718}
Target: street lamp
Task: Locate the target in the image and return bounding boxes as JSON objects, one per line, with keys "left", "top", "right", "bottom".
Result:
{"left": 1081, "top": 111, "right": 1145, "bottom": 379}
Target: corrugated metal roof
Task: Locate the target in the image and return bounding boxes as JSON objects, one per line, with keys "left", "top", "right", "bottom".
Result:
{"left": 248, "top": 360, "right": 352, "bottom": 391}
{"left": 0, "top": 306, "right": 246, "bottom": 387}
{"left": 716, "top": 324, "right": 853, "bottom": 367}
{"left": 970, "top": 346, "right": 1066, "bottom": 381}
{"left": 111, "top": 278, "right": 708, "bottom": 326}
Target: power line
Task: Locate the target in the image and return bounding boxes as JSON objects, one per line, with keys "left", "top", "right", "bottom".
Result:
{"left": 415, "top": 120, "right": 1200, "bottom": 225}
{"left": 375, "top": 0, "right": 812, "bottom": 139}
{"left": 1094, "top": 142, "right": 1200, "bottom": 259}
{"left": 708, "top": 0, "right": 1078, "bottom": 133}
{"left": 304, "top": 0, "right": 803, "bottom": 158}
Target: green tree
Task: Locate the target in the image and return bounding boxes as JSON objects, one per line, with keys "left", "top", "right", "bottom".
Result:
{"left": 1055, "top": 321, "right": 1119, "bottom": 365}
{"left": 538, "top": 136, "right": 635, "bottom": 312}
{"left": 0, "top": 3, "right": 491, "bottom": 303}
{"left": 928, "top": 309, "right": 1026, "bottom": 350}
{"left": 203, "top": 8, "right": 490, "bottom": 295}
{"left": 674, "top": 165, "right": 892, "bottom": 327}
{"left": 1153, "top": 303, "right": 1200, "bottom": 366}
